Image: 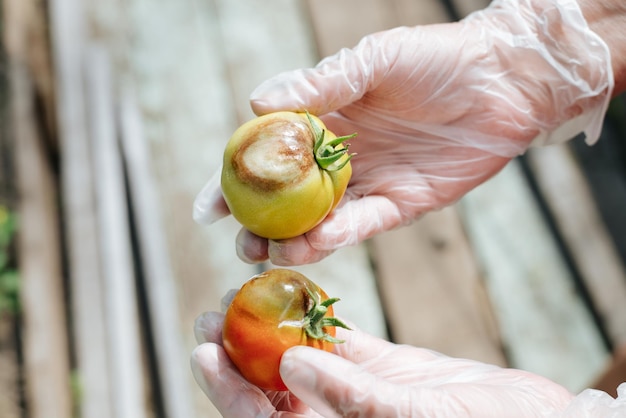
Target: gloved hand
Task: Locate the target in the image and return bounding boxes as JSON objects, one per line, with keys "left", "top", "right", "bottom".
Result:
{"left": 191, "top": 310, "right": 626, "bottom": 417}
{"left": 193, "top": 0, "right": 613, "bottom": 266}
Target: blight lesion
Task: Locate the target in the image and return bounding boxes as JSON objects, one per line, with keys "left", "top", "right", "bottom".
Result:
{"left": 231, "top": 118, "right": 315, "bottom": 192}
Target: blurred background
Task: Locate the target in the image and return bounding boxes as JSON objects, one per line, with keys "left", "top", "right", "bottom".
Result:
{"left": 1, "top": 0, "right": 625, "bottom": 417}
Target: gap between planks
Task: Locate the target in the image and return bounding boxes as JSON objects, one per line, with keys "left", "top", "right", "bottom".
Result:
{"left": 526, "top": 145, "right": 626, "bottom": 349}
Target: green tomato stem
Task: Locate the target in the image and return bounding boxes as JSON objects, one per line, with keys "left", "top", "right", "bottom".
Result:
{"left": 305, "top": 111, "right": 356, "bottom": 171}
{"left": 303, "top": 288, "right": 351, "bottom": 344}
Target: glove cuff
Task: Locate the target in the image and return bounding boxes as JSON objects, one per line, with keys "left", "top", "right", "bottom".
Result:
{"left": 560, "top": 382, "right": 626, "bottom": 417}
{"left": 472, "top": 0, "right": 614, "bottom": 147}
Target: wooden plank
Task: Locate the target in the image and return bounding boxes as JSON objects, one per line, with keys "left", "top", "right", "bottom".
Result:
{"left": 85, "top": 45, "right": 149, "bottom": 418}
{"left": 459, "top": 159, "right": 609, "bottom": 392}
{"left": 0, "top": 316, "right": 20, "bottom": 418}
{"left": 450, "top": 0, "right": 492, "bottom": 19}
{"left": 12, "top": 58, "right": 72, "bottom": 418}
{"left": 592, "top": 344, "right": 626, "bottom": 398}
{"left": 119, "top": 86, "right": 196, "bottom": 418}
{"left": 369, "top": 207, "right": 507, "bottom": 366}
{"left": 48, "top": 0, "right": 114, "bottom": 416}
{"left": 212, "top": 0, "right": 318, "bottom": 124}
{"left": 119, "top": 1, "right": 259, "bottom": 415}
{"left": 214, "top": 0, "right": 388, "bottom": 338}
{"left": 306, "top": 0, "right": 451, "bottom": 58}
{"left": 526, "top": 145, "right": 626, "bottom": 348}
{"left": 0, "top": 3, "right": 21, "bottom": 416}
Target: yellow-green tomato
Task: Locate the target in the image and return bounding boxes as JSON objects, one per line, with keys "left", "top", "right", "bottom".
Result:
{"left": 221, "top": 111, "right": 355, "bottom": 240}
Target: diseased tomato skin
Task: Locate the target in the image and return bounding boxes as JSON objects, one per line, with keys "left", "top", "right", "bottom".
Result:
{"left": 222, "top": 269, "right": 337, "bottom": 391}
{"left": 221, "top": 111, "right": 352, "bottom": 240}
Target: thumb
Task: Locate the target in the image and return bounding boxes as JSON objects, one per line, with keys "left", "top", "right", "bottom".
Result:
{"left": 279, "top": 346, "right": 405, "bottom": 418}
{"left": 249, "top": 32, "right": 391, "bottom": 116}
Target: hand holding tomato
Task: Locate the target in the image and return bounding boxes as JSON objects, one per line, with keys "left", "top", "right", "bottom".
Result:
{"left": 192, "top": 307, "right": 624, "bottom": 417}
{"left": 194, "top": 0, "right": 612, "bottom": 266}
{"left": 220, "top": 268, "right": 350, "bottom": 391}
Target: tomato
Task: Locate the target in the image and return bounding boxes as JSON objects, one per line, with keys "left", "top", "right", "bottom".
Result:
{"left": 221, "top": 111, "right": 356, "bottom": 240}
{"left": 222, "top": 268, "right": 350, "bottom": 391}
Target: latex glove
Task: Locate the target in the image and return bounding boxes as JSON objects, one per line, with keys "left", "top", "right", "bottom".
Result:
{"left": 190, "top": 311, "right": 626, "bottom": 417}
{"left": 193, "top": 0, "right": 613, "bottom": 266}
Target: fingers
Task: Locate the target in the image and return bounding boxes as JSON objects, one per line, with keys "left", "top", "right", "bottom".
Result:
{"left": 235, "top": 229, "right": 269, "bottom": 264}
{"left": 193, "top": 169, "right": 231, "bottom": 225}
{"left": 235, "top": 228, "right": 335, "bottom": 266}
{"left": 191, "top": 343, "right": 278, "bottom": 418}
{"left": 220, "top": 289, "right": 239, "bottom": 313}
{"left": 193, "top": 311, "right": 224, "bottom": 345}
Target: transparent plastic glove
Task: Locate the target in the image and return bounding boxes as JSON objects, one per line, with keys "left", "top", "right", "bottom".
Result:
{"left": 191, "top": 310, "right": 626, "bottom": 417}
{"left": 193, "top": 0, "right": 613, "bottom": 266}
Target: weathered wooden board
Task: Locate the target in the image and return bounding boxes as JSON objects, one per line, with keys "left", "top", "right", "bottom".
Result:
{"left": 306, "top": 0, "right": 451, "bottom": 57}
{"left": 593, "top": 344, "right": 626, "bottom": 398}
{"left": 48, "top": 0, "right": 115, "bottom": 416}
{"left": 526, "top": 145, "right": 626, "bottom": 348}
{"left": 459, "top": 159, "right": 609, "bottom": 392}
{"left": 0, "top": 2, "right": 22, "bottom": 417}
{"left": 369, "top": 208, "right": 507, "bottom": 366}
{"left": 85, "top": 46, "right": 149, "bottom": 418}
{"left": 119, "top": 86, "right": 197, "bottom": 418}
{"left": 112, "top": 0, "right": 270, "bottom": 415}
{"left": 13, "top": 60, "right": 72, "bottom": 418}
{"left": 0, "top": 317, "right": 20, "bottom": 418}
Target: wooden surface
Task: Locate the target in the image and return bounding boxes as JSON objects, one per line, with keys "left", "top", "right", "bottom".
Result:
{"left": 460, "top": 159, "right": 609, "bottom": 390}
{"left": 13, "top": 52, "right": 72, "bottom": 418}
{"left": 6, "top": 0, "right": 626, "bottom": 416}
{"left": 7, "top": 0, "right": 72, "bottom": 417}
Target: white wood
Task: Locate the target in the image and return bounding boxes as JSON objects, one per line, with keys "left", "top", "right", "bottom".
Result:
{"left": 119, "top": 87, "right": 196, "bottom": 418}
{"left": 527, "top": 145, "right": 626, "bottom": 347}
{"left": 120, "top": 0, "right": 258, "bottom": 415}
{"left": 459, "top": 160, "right": 609, "bottom": 392}
{"left": 48, "top": 0, "right": 114, "bottom": 416}
{"left": 85, "top": 46, "right": 148, "bottom": 418}
{"left": 213, "top": 0, "right": 318, "bottom": 123}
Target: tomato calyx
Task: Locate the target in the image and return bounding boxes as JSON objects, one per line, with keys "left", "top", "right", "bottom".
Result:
{"left": 306, "top": 112, "right": 356, "bottom": 172}
{"left": 302, "top": 288, "right": 351, "bottom": 344}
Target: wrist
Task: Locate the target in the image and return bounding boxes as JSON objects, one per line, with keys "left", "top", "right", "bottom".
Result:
{"left": 577, "top": 0, "right": 626, "bottom": 96}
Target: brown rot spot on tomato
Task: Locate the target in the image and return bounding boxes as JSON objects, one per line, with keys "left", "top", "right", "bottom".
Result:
{"left": 230, "top": 118, "right": 315, "bottom": 192}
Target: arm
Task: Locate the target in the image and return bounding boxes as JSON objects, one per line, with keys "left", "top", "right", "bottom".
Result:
{"left": 579, "top": 0, "right": 626, "bottom": 96}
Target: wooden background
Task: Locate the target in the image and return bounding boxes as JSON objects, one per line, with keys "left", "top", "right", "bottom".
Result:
{"left": 2, "top": 0, "right": 626, "bottom": 417}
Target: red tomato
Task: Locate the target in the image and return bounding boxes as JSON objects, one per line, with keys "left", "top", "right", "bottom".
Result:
{"left": 222, "top": 268, "right": 350, "bottom": 391}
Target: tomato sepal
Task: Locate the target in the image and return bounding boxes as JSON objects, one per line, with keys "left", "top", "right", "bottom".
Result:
{"left": 306, "top": 111, "right": 356, "bottom": 171}
{"left": 302, "top": 288, "right": 351, "bottom": 344}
